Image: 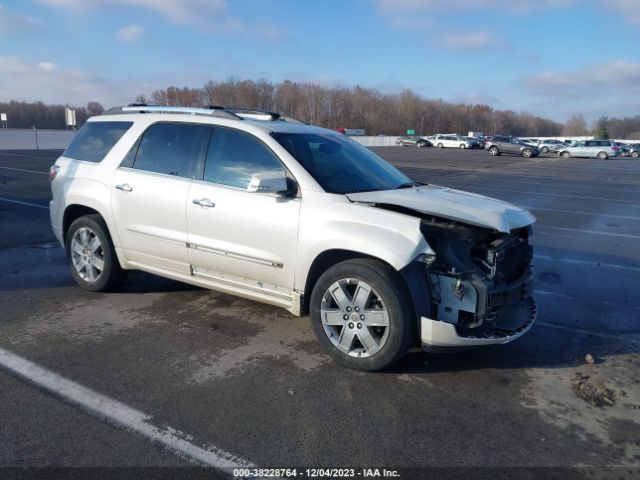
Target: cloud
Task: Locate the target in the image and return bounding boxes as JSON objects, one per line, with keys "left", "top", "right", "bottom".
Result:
{"left": 37, "top": 61, "right": 56, "bottom": 71}
{"left": 376, "top": 0, "right": 575, "bottom": 13}
{"left": 443, "top": 29, "right": 506, "bottom": 50}
{"left": 0, "top": 4, "right": 45, "bottom": 34}
{"left": 518, "top": 60, "right": 640, "bottom": 96}
{"left": 606, "top": 0, "right": 640, "bottom": 24}
{"left": 36, "top": 0, "right": 282, "bottom": 41}
{"left": 37, "top": 0, "right": 227, "bottom": 25}
{"left": 0, "top": 56, "right": 149, "bottom": 107}
{"left": 116, "top": 24, "right": 145, "bottom": 42}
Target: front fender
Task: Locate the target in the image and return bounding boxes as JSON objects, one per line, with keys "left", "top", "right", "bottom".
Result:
{"left": 294, "top": 193, "right": 433, "bottom": 291}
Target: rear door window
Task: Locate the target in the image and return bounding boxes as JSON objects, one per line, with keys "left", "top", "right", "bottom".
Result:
{"left": 131, "top": 122, "right": 211, "bottom": 178}
{"left": 64, "top": 121, "right": 132, "bottom": 163}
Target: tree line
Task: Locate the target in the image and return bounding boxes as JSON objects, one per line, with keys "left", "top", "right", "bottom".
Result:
{"left": 135, "top": 79, "right": 564, "bottom": 137}
{"left": 0, "top": 101, "right": 106, "bottom": 130}
{"left": 2, "top": 78, "right": 638, "bottom": 139}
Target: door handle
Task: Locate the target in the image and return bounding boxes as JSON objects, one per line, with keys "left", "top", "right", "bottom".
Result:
{"left": 193, "top": 198, "right": 215, "bottom": 208}
{"left": 115, "top": 183, "right": 133, "bottom": 192}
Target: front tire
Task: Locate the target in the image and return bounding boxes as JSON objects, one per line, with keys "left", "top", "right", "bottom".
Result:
{"left": 489, "top": 146, "right": 500, "bottom": 156}
{"left": 541, "top": 146, "right": 549, "bottom": 153}
{"left": 437, "top": 143, "right": 443, "bottom": 148}
{"left": 65, "top": 214, "right": 127, "bottom": 292}
{"left": 459, "top": 144, "right": 466, "bottom": 149}
{"left": 597, "top": 151, "right": 608, "bottom": 160}
{"left": 310, "top": 259, "right": 415, "bottom": 371}
{"left": 632, "top": 151, "right": 639, "bottom": 158}
{"left": 522, "top": 148, "right": 533, "bottom": 158}
{"left": 561, "top": 151, "right": 571, "bottom": 158}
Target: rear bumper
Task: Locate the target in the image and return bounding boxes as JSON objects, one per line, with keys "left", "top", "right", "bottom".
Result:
{"left": 420, "top": 296, "right": 537, "bottom": 349}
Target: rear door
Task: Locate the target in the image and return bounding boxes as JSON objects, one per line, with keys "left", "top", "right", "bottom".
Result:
{"left": 110, "top": 122, "right": 211, "bottom": 274}
{"left": 186, "top": 126, "right": 300, "bottom": 293}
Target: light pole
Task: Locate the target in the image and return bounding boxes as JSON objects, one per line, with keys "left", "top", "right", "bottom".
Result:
{"left": 33, "top": 125, "right": 39, "bottom": 150}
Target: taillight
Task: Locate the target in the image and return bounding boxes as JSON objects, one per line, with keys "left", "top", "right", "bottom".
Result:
{"left": 49, "top": 165, "right": 60, "bottom": 183}
{"left": 612, "top": 146, "right": 620, "bottom": 151}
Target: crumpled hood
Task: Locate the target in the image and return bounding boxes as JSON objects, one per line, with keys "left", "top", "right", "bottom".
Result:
{"left": 346, "top": 185, "right": 536, "bottom": 233}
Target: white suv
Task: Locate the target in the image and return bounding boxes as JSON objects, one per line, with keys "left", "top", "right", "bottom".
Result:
{"left": 50, "top": 105, "right": 537, "bottom": 371}
{"left": 433, "top": 135, "right": 474, "bottom": 149}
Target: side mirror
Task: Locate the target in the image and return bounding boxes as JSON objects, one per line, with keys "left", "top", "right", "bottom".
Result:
{"left": 247, "top": 172, "right": 298, "bottom": 196}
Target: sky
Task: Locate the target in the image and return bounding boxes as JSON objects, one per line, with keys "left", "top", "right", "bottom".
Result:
{"left": 0, "top": 0, "right": 639, "bottom": 123}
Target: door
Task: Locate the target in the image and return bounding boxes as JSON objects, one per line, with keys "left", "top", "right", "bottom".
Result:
{"left": 110, "top": 122, "right": 211, "bottom": 274}
{"left": 508, "top": 137, "right": 522, "bottom": 154}
{"left": 187, "top": 126, "right": 301, "bottom": 294}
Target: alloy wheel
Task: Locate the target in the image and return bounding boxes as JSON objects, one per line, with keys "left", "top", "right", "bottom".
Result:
{"left": 320, "top": 278, "right": 390, "bottom": 358}
{"left": 70, "top": 227, "right": 104, "bottom": 282}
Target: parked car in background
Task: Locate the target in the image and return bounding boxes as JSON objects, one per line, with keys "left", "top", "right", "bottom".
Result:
{"left": 557, "top": 139, "right": 620, "bottom": 159}
{"left": 464, "top": 136, "right": 483, "bottom": 148}
{"left": 627, "top": 144, "right": 640, "bottom": 158}
{"left": 537, "top": 139, "right": 566, "bottom": 153}
{"left": 433, "top": 135, "right": 474, "bottom": 149}
{"left": 519, "top": 138, "right": 540, "bottom": 146}
{"left": 484, "top": 136, "right": 540, "bottom": 158}
{"left": 396, "top": 136, "right": 431, "bottom": 148}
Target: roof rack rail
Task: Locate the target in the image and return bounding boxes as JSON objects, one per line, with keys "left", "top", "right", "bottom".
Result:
{"left": 103, "top": 104, "right": 305, "bottom": 124}
{"left": 222, "top": 107, "right": 281, "bottom": 121}
{"left": 104, "top": 104, "right": 241, "bottom": 120}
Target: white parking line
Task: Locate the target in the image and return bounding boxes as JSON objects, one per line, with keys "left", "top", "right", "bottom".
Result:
{"left": 536, "top": 225, "right": 640, "bottom": 240}
{"left": 0, "top": 166, "right": 48, "bottom": 175}
{"left": 525, "top": 206, "right": 640, "bottom": 221}
{"left": 0, "top": 197, "right": 49, "bottom": 210}
{"left": 534, "top": 254, "right": 640, "bottom": 272}
{"left": 0, "top": 347, "right": 253, "bottom": 470}
{"left": 455, "top": 185, "right": 640, "bottom": 205}
{"left": 536, "top": 321, "right": 640, "bottom": 344}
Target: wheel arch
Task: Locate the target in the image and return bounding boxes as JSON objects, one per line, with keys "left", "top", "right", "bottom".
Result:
{"left": 62, "top": 202, "right": 127, "bottom": 269}
{"left": 301, "top": 249, "right": 417, "bottom": 318}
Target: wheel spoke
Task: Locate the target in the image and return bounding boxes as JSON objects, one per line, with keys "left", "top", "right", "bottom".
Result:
{"left": 322, "top": 310, "right": 345, "bottom": 326}
{"left": 337, "top": 327, "right": 356, "bottom": 353}
{"left": 329, "top": 282, "right": 351, "bottom": 311}
{"left": 88, "top": 237, "right": 101, "bottom": 254}
{"left": 71, "top": 240, "right": 84, "bottom": 256}
{"left": 357, "top": 327, "right": 379, "bottom": 353}
{"left": 352, "top": 282, "right": 371, "bottom": 310}
{"left": 79, "top": 229, "right": 89, "bottom": 247}
{"left": 85, "top": 264, "right": 95, "bottom": 282}
{"left": 92, "top": 256, "right": 104, "bottom": 272}
{"left": 363, "top": 309, "right": 389, "bottom": 327}
{"left": 72, "top": 255, "right": 84, "bottom": 269}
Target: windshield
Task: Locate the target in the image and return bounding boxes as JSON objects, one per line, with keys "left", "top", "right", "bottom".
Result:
{"left": 272, "top": 132, "right": 413, "bottom": 194}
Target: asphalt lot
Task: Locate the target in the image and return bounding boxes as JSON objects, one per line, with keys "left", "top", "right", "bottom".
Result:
{"left": 0, "top": 147, "right": 639, "bottom": 474}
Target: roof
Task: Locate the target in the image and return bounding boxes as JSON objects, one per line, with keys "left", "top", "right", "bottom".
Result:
{"left": 97, "top": 104, "right": 336, "bottom": 136}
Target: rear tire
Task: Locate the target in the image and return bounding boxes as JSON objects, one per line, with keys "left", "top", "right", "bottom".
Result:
{"left": 561, "top": 151, "right": 571, "bottom": 158}
{"left": 522, "top": 148, "right": 533, "bottom": 158}
{"left": 597, "top": 151, "right": 608, "bottom": 160}
{"left": 541, "top": 146, "right": 549, "bottom": 153}
{"left": 437, "top": 143, "right": 443, "bottom": 148}
{"left": 65, "top": 214, "right": 127, "bottom": 292}
{"left": 489, "top": 146, "right": 500, "bottom": 156}
{"left": 310, "top": 259, "right": 415, "bottom": 371}
{"left": 632, "top": 151, "right": 639, "bottom": 158}
{"left": 459, "top": 144, "right": 466, "bottom": 149}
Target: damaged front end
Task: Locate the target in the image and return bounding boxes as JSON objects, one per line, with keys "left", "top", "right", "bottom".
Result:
{"left": 404, "top": 214, "right": 537, "bottom": 350}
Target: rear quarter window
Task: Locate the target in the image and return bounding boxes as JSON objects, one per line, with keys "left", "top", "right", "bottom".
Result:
{"left": 64, "top": 121, "right": 133, "bottom": 163}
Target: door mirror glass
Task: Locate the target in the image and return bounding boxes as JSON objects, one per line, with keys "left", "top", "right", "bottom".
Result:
{"left": 247, "top": 172, "right": 297, "bottom": 196}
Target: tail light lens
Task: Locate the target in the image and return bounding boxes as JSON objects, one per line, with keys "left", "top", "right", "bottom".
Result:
{"left": 612, "top": 146, "right": 620, "bottom": 151}
{"left": 49, "top": 165, "right": 60, "bottom": 183}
